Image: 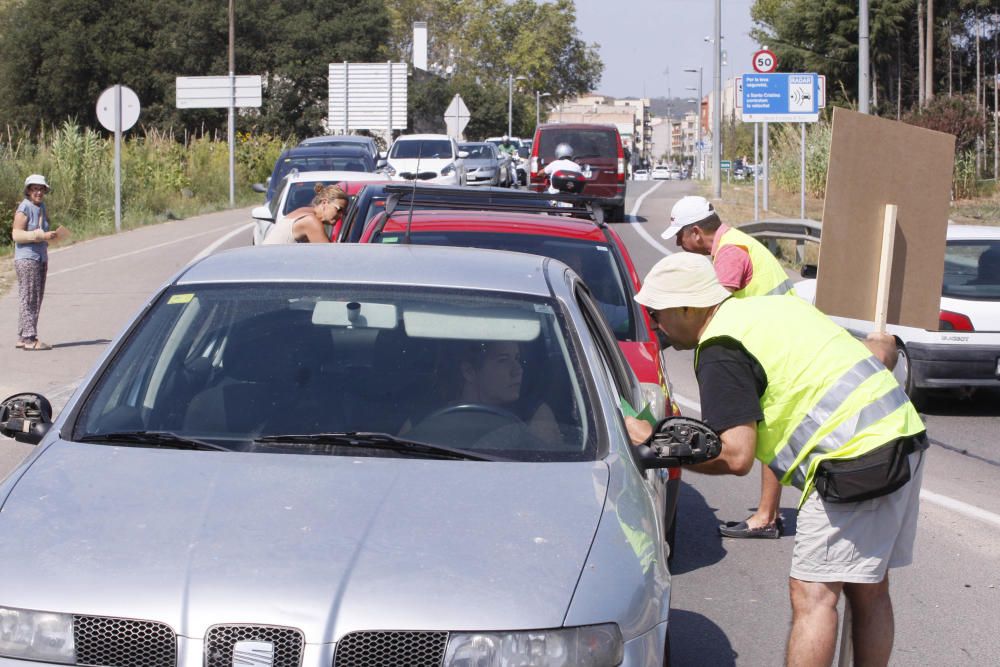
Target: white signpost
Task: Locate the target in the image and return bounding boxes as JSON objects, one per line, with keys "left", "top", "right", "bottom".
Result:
{"left": 96, "top": 85, "right": 141, "bottom": 233}
{"left": 444, "top": 94, "right": 471, "bottom": 139}
{"left": 328, "top": 62, "right": 408, "bottom": 137}
{"left": 176, "top": 75, "right": 263, "bottom": 206}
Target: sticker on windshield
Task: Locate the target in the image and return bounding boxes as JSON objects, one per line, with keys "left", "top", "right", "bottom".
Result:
{"left": 381, "top": 236, "right": 400, "bottom": 243}
{"left": 595, "top": 246, "right": 609, "bottom": 252}
{"left": 168, "top": 293, "right": 195, "bottom": 305}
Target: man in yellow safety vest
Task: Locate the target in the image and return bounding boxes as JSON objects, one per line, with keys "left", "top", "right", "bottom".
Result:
{"left": 662, "top": 195, "right": 793, "bottom": 539}
{"left": 628, "top": 253, "right": 926, "bottom": 667}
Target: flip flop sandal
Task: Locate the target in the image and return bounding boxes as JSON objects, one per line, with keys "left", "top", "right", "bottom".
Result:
{"left": 14, "top": 341, "right": 25, "bottom": 348}
{"left": 22, "top": 340, "right": 52, "bottom": 351}
{"left": 718, "top": 520, "right": 781, "bottom": 539}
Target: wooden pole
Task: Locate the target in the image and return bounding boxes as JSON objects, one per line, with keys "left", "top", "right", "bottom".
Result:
{"left": 874, "top": 204, "right": 899, "bottom": 334}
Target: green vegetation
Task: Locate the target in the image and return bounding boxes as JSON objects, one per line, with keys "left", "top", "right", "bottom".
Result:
{"left": 1, "top": 123, "right": 288, "bottom": 253}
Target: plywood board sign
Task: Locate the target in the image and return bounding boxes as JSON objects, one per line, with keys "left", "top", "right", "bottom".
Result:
{"left": 816, "top": 108, "right": 955, "bottom": 330}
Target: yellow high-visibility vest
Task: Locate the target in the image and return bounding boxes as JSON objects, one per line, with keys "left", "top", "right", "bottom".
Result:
{"left": 715, "top": 226, "right": 795, "bottom": 298}
{"left": 696, "top": 296, "right": 924, "bottom": 499}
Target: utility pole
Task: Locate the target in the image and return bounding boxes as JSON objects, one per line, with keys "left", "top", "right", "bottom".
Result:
{"left": 227, "top": 0, "right": 235, "bottom": 206}
{"left": 859, "top": 0, "right": 870, "bottom": 113}
{"left": 712, "top": 0, "right": 722, "bottom": 197}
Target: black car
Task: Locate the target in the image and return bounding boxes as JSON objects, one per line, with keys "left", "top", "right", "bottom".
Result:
{"left": 255, "top": 145, "right": 376, "bottom": 203}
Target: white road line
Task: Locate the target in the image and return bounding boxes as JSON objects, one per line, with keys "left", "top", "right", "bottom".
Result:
{"left": 919, "top": 489, "right": 1000, "bottom": 530}
{"left": 48, "top": 224, "right": 245, "bottom": 277}
{"left": 190, "top": 223, "right": 254, "bottom": 263}
{"left": 627, "top": 182, "right": 674, "bottom": 255}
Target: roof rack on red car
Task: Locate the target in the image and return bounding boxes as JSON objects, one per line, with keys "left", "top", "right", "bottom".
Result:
{"left": 381, "top": 184, "right": 606, "bottom": 226}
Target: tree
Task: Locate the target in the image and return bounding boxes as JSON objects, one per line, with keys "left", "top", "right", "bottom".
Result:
{"left": 0, "top": 0, "right": 390, "bottom": 137}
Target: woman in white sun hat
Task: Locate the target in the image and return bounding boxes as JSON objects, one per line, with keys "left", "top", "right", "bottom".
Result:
{"left": 11, "top": 174, "right": 58, "bottom": 350}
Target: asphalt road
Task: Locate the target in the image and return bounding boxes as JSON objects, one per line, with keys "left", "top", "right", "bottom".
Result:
{"left": 0, "top": 186, "right": 998, "bottom": 664}
{"left": 618, "top": 180, "right": 1000, "bottom": 665}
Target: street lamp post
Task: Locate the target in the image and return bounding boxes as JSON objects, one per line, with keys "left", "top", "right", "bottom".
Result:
{"left": 508, "top": 74, "right": 527, "bottom": 137}
{"left": 684, "top": 67, "right": 703, "bottom": 179}
{"left": 536, "top": 91, "right": 551, "bottom": 129}
{"left": 712, "top": 0, "right": 722, "bottom": 198}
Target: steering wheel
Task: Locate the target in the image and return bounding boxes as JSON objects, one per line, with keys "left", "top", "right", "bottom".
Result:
{"left": 423, "top": 402, "right": 521, "bottom": 423}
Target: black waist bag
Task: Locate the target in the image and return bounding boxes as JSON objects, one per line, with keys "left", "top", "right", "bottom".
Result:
{"left": 813, "top": 433, "right": 928, "bottom": 504}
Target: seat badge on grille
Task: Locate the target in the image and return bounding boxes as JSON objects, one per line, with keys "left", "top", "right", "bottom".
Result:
{"left": 232, "top": 640, "right": 274, "bottom": 666}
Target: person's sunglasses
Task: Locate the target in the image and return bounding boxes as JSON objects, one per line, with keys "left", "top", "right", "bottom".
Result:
{"left": 27, "top": 185, "right": 47, "bottom": 193}
{"left": 645, "top": 306, "right": 659, "bottom": 321}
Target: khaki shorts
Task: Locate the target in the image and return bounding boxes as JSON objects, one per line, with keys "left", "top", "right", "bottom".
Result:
{"left": 791, "top": 451, "right": 925, "bottom": 584}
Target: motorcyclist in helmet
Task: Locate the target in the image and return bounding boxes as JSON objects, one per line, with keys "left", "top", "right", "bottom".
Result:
{"left": 543, "top": 143, "right": 583, "bottom": 194}
{"left": 497, "top": 135, "right": 517, "bottom": 158}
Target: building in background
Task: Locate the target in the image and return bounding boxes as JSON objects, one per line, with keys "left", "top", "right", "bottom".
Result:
{"left": 548, "top": 94, "right": 651, "bottom": 170}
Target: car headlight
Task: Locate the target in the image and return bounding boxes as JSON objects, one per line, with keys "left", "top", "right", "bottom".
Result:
{"left": 443, "top": 623, "right": 623, "bottom": 667}
{"left": 441, "top": 163, "right": 456, "bottom": 176}
{"left": 0, "top": 606, "right": 75, "bottom": 663}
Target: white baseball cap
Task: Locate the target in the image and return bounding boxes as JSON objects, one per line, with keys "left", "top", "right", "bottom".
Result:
{"left": 661, "top": 195, "right": 714, "bottom": 240}
{"left": 635, "top": 253, "right": 730, "bottom": 311}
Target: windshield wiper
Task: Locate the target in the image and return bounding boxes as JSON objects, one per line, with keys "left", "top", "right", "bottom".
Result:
{"left": 77, "top": 431, "right": 229, "bottom": 452}
{"left": 254, "top": 432, "right": 497, "bottom": 461}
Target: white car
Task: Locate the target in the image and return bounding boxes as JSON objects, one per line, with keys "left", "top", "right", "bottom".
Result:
{"left": 633, "top": 169, "right": 650, "bottom": 182}
{"left": 250, "top": 171, "right": 387, "bottom": 245}
{"left": 651, "top": 165, "right": 672, "bottom": 180}
{"left": 795, "top": 224, "right": 1000, "bottom": 406}
{"left": 381, "top": 134, "right": 468, "bottom": 185}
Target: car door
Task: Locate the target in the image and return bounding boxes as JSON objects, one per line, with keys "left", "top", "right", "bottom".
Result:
{"left": 574, "top": 283, "right": 668, "bottom": 510}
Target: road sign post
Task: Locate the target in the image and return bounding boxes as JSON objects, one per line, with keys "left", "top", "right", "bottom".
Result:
{"left": 176, "top": 75, "right": 262, "bottom": 207}
{"left": 444, "top": 94, "right": 471, "bottom": 140}
{"left": 96, "top": 85, "right": 141, "bottom": 233}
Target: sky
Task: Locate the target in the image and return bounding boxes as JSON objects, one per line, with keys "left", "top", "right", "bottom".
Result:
{"left": 572, "top": 0, "right": 761, "bottom": 99}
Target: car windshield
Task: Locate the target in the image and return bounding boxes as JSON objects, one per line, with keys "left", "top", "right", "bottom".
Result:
{"left": 460, "top": 145, "right": 494, "bottom": 160}
{"left": 390, "top": 140, "right": 453, "bottom": 159}
{"left": 942, "top": 239, "right": 1000, "bottom": 300}
{"left": 74, "top": 284, "right": 594, "bottom": 462}
{"left": 538, "top": 130, "right": 617, "bottom": 161}
{"left": 374, "top": 231, "right": 637, "bottom": 340}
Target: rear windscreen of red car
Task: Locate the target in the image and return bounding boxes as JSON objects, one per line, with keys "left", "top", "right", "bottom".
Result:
{"left": 538, "top": 129, "right": 617, "bottom": 164}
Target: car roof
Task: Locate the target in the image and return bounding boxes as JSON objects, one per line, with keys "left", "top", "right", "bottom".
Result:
{"left": 536, "top": 123, "right": 619, "bottom": 132}
{"left": 278, "top": 145, "right": 370, "bottom": 158}
{"left": 946, "top": 223, "right": 1000, "bottom": 240}
{"left": 376, "top": 210, "right": 607, "bottom": 242}
{"left": 393, "top": 134, "right": 454, "bottom": 141}
{"left": 280, "top": 171, "right": 387, "bottom": 186}
{"left": 300, "top": 135, "right": 375, "bottom": 146}
{"left": 179, "top": 245, "right": 553, "bottom": 296}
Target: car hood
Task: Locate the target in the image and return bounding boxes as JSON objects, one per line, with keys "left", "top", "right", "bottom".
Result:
{"left": 0, "top": 441, "right": 609, "bottom": 640}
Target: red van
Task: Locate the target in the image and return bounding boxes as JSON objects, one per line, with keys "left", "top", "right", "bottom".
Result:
{"left": 528, "top": 123, "right": 627, "bottom": 221}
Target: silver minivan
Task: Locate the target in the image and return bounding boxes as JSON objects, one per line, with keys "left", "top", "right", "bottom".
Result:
{"left": 0, "top": 245, "right": 715, "bottom": 666}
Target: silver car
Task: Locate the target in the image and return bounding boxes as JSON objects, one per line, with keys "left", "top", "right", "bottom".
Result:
{"left": 0, "top": 245, "right": 710, "bottom": 666}
{"left": 459, "top": 142, "right": 508, "bottom": 187}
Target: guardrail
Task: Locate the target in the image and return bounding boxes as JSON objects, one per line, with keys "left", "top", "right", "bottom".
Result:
{"left": 739, "top": 218, "right": 822, "bottom": 243}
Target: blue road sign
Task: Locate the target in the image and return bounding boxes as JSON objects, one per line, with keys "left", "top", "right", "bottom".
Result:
{"left": 742, "top": 73, "right": 820, "bottom": 123}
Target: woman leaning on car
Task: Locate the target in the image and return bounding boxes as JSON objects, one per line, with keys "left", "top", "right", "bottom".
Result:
{"left": 262, "top": 184, "right": 348, "bottom": 245}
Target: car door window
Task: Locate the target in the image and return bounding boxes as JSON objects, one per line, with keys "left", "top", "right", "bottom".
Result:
{"left": 575, "top": 284, "right": 641, "bottom": 407}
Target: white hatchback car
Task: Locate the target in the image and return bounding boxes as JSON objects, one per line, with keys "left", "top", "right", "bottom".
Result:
{"left": 796, "top": 224, "right": 1000, "bottom": 406}
{"left": 651, "top": 165, "right": 672, "bottom": 180}
{"left": 633, "top": 169, "right": 649, "bottom": 182}
{"left": 381, "top": 134, "right": 468, "bottom": 186}
{"left": 250, "top": 171, "right": 387, "bottom": 245}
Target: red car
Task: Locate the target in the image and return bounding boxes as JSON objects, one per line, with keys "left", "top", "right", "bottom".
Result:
{"left": 360, "top": 209, "right": 684, "bottom": 556}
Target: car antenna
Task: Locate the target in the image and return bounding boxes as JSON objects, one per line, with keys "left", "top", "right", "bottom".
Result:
{"left": 403, "top": 141, "right": 423, "bottom": 245}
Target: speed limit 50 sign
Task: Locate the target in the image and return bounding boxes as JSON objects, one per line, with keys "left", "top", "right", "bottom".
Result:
{"left": 753, "top": 49, "right": 778, "bottom": 74}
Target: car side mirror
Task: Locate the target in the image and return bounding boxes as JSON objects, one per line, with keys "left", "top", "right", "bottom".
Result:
{"left": 636, "top": 417, "right": 721, "bottom": 470}
{"left": 251, "top": 205, "right": 274, "bottom": 222}
{"left": 379, "top": 151, "right": 388, "bottom": 160}
{"left": 458, "top": 150, "right": 469, "bottom": 159}
{"left": 0, "top": 393, "right": 53, "bottom": 445}
{"left": 251, "top": 183, "right": 266, "bottom": 193}
{"left": 800, "top": 264, "right": 817, "bottom": 279}
{"left": 376, "top": 158, "right": 388, "bottom": 168}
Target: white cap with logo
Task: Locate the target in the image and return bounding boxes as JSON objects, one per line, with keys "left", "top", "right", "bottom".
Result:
{"left": 661, "top": 195, "right": 714, "bottom": 240}
{"left": 635, "top": 253, "right": 730, "bottom": 311}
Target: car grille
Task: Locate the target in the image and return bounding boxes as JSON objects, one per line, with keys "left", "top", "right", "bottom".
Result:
{"left": 73, "top": 614, "right": 176, "bottom": 667}
{"left": 206, "top": 624, "right": 304, "bottom": 667}
{"left": 399, "top": 171, "right": 439, "bottom": 180}
{"left": 334, "top": 630, "right": 448, "bottom": 667}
